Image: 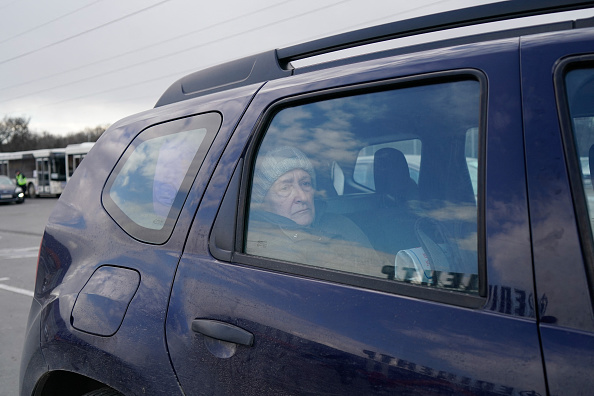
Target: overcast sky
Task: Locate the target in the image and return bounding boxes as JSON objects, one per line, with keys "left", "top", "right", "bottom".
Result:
{"left": 0, "top": 0, "right": 546, "bottom": 136}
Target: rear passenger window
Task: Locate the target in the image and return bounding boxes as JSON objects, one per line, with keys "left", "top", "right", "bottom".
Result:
{"left": 244, "top": 76, "right": 482, "bottom": 295}
{"left": 564, "top": 65, "right": 594, "bottom": 232}
{"left": 103, "top": 113, "right": 221, "bottom": 244}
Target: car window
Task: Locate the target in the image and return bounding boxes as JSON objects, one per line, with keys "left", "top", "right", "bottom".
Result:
{"left": 353, "top": 140, "right": 422, "bottom": 190}
{"left": 244, "top": 77, "right": 481, "bottom": 294}
{"left": 103, "top": 112, "right": 221, "bottom": 244}
{"left": 564, "top": 66, "right": 594, "bottom": 234}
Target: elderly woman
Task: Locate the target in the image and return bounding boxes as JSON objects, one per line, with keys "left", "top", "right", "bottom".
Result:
{"left": 246, "top": 146, "right": 387, "bottom": 277}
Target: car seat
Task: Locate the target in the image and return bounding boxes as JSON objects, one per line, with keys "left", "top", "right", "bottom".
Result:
{"left": 373, "top": 147, "right": 418, "bottom": 206}
{"left": 350, "top": 148, "right": 421, "bottom": 261}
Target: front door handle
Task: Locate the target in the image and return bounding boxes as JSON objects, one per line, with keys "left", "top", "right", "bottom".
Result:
{"left": 191, "top": 319, "right": 254, "bottom": 347}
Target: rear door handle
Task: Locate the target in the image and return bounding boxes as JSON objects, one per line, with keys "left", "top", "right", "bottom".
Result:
{"left": 191, "top": 319, "right": 254, "bottom": 347}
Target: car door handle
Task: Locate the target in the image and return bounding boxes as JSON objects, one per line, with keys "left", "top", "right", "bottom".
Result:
{"left": 191, "top": 319, "right": 254, "bottom": 347}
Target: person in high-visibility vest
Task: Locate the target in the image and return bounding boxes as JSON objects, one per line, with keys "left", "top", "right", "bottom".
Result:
{"left": 15, "top": 170, "right": 27, "bottom": 196}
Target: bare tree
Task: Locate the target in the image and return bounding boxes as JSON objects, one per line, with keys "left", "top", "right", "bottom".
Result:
{"left": 0, "top": 116, "right": 107, "bottom": 151}
{"left": 0, "top": 116, "right": 30, "bottom": 151}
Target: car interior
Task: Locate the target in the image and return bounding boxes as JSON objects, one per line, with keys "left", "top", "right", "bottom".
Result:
{"left": 248, "top": 77, "right": 481, "bottom": 293}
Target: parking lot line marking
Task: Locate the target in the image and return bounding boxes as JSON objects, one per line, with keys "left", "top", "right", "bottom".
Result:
{"left": 0, "top": 283, "right": 34, "bottom": 297}
{"left": 0, "top": 229, "right": 43, "bottom": 237}
{"left": 0, "top": 277, "right": 9, "bottom": 281}
{"left": 0, "top": 247, "right": 39, "bottom": 259}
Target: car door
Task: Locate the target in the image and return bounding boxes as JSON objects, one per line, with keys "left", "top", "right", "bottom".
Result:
{"left": 166, "top": 38, "right": 547, "bottom": 395}
{"left": 521, "top": 28, "right": 594, "bottom": 395}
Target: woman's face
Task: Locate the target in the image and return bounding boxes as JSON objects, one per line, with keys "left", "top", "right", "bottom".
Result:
{"left": 263, "top": 169, "right": 315, "bottom": 226}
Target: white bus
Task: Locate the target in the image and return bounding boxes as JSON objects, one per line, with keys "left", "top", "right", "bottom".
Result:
{"left": 0, "top": 143, "right": 94, "bottom": 197}
{"left": 65, "top": 142, "right": 95, "bottom": 182}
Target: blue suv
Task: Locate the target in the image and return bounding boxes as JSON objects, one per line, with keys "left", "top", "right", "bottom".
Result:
{"left": 20, "top": 2, "right": 594, "bottom": 395}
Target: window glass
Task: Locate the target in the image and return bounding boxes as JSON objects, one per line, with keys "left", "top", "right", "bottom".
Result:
{"left": 244, "top": 79, "right": 481, "bottom": 294}
{"left": 103, "top": 112, "right": 221, "bottom": 243}
{"left": 565, "top": 67, "right": 594, "bottom": 231}
{"left": 354, "top": 140, "right": 422, "bottom": 189}
{"left": 110, "top": 130, "right": 204, "bottom": 229}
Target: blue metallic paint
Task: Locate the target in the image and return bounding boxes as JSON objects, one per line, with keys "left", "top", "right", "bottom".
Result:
{"left": 522, "top": 27, "right": 594, "bottom": 394}
{"left": 21, "top": 85, "right": 262, "bottom": 394}
{"left": 71, "top": 266, "right": 140, "bottom": 336}
{"left": 19, "top": 21, "right": 594, "bottom": 396}
{"left": 165, "top": 38, "right": 546, "bottom": 395}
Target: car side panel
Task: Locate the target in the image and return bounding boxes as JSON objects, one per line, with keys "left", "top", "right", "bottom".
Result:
{"left": 521, "top": 28, "right": 594, "bottom": 394}
{"left": 30, "top": 85, "right": 261, "bottom": 395}
{"left": 167, "top": 40, "right": 547, "bottom": 395}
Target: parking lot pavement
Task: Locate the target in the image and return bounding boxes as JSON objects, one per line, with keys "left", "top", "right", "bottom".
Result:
{"left": 0, "top": 198, "right": 57, "bottom": 396}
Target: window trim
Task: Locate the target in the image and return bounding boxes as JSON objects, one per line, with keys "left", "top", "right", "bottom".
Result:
{"left": 554, "top": 55, "right": 594, "bottom": 308}
{"left": 215, "top": 70, "right": 487, "bottom": 307}
{"left": 102, "top": 112, "right": 222, "bottom": 244}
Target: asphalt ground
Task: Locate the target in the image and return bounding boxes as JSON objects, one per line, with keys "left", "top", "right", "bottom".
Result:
{"left": 0, "top": 198, "right": 57, "bottom": 396}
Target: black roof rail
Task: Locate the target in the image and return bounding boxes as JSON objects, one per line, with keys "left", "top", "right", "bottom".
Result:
{"left": 155, "top": 50, "right": 291, "bottom": 107}
{"left": 156, "top": 0, "right": 594, "bottom": 107}
{"left": 277, "top": 0, "right": 594, "bottom": 62}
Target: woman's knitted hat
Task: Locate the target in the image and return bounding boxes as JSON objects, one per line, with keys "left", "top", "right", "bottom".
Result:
{"left": 252, "top": 146, "right": 316, "bottom": 203}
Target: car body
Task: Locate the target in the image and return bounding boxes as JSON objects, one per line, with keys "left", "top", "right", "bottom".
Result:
{"left": 0, "top": 175, "right": 24, "bottom": 204}
{"left": 20, "top": 2, "right": 594, "bottom": 395}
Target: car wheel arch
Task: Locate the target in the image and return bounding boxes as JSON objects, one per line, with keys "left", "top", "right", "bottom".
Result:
{"left": 33, "top": 370, "right": 117, "bottom": 396}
